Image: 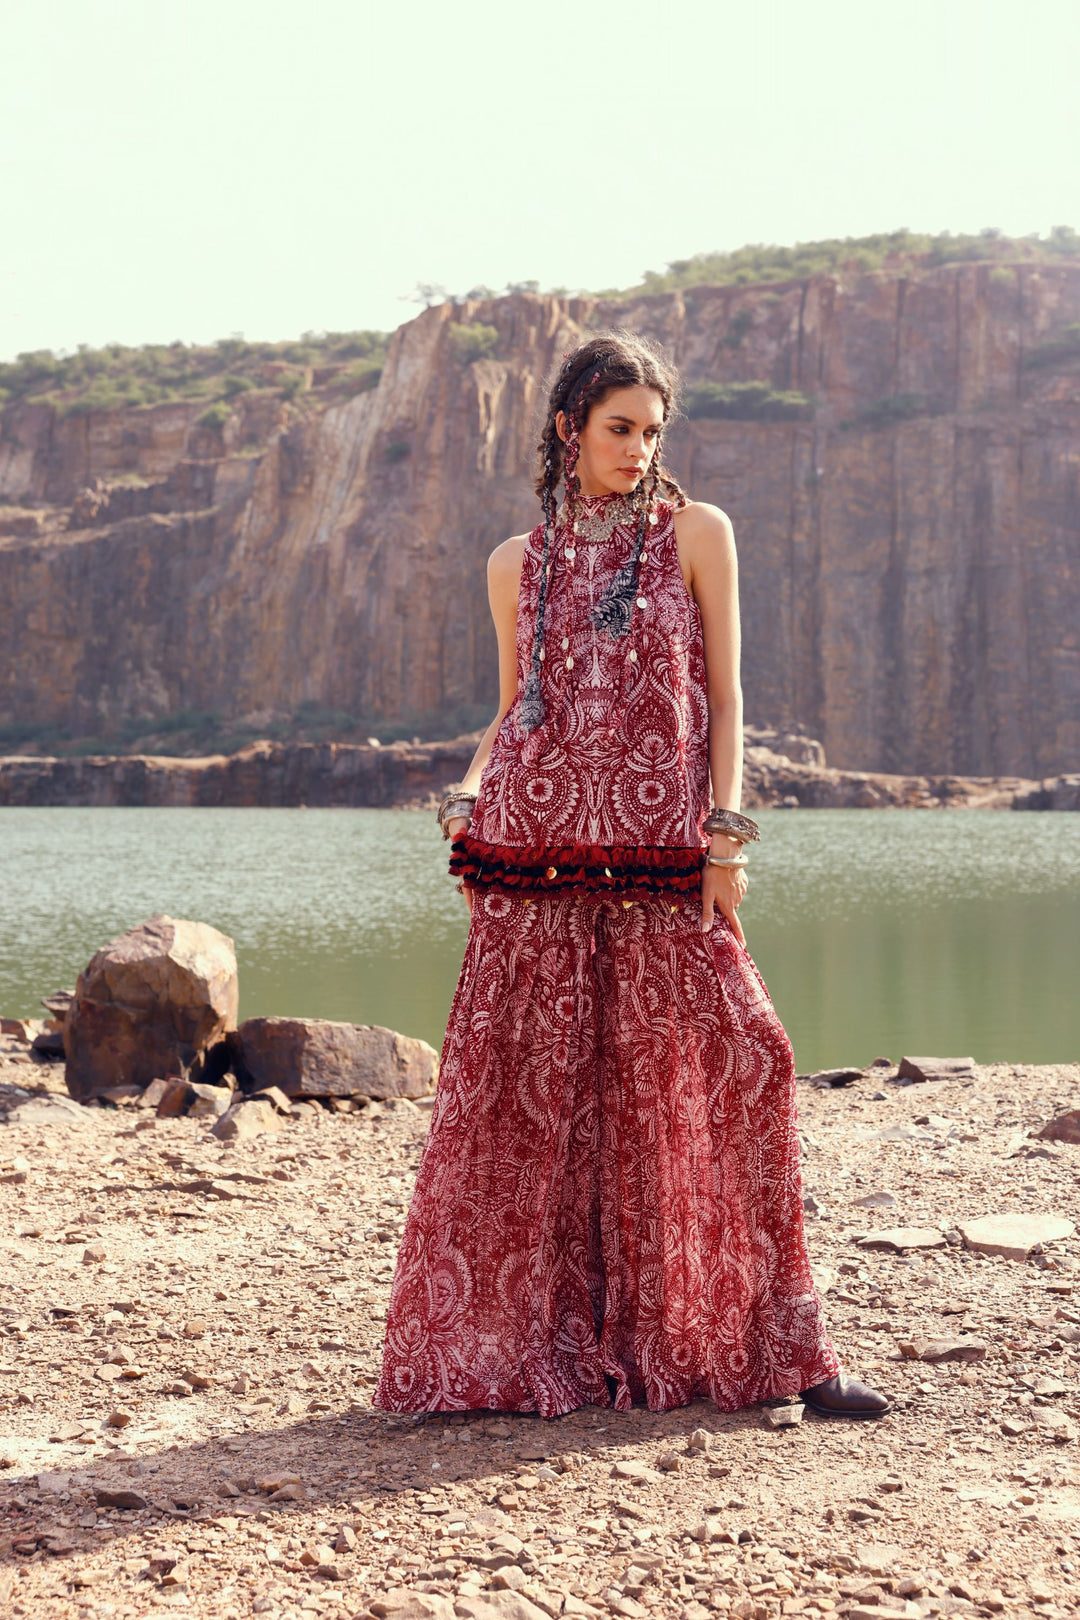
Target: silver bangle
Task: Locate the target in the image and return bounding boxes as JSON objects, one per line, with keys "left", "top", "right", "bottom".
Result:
{"left": 705, "top": 854, "right": 749, "bottom": 869}
{"left": 437, "top": 791, "right": 477, "bottom": 839}
{"left": 703, "top": 808, "right": 760, "bottom": 843}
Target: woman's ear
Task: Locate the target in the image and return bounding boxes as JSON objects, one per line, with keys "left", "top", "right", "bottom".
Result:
{"left": 555, "top": 410, "right": 568, "bottom": 444}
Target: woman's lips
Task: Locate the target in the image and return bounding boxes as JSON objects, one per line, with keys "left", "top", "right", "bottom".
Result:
{"left": 618, "top": 467, "right": 643, "bottom": 476}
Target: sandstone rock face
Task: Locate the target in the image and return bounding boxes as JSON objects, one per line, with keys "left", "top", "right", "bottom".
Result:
{"left": 2, "top": 265, "right": 1079, "bottom": 776}
{"left": 233, "top": 1016, "right": 439, "bottom": 1099}
{"left": 0, "top": 735, "right": 479, "bottom": 807}
{"left": 64, "top": 915, "right": 238, "bottom": 1101}
{"left": 0, "top": 732, "right": 1058, "bottom": 810}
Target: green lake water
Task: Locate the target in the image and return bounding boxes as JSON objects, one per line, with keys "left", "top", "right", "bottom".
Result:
{"left": 1, "top": 808, "right": 1077, "bottom": 1073}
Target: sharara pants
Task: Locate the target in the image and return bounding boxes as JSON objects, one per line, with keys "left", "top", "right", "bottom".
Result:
{"left": 375, "top": 891, "right": 839, "bottom": 1416}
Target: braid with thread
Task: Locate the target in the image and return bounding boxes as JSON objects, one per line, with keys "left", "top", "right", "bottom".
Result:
{"left": 520, "top": 331, "right": 690, "bottom": 735}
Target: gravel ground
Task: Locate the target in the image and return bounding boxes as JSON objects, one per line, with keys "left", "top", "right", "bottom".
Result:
{"left": 2, "top": 1044, "right": 1079, "bottom": 1620}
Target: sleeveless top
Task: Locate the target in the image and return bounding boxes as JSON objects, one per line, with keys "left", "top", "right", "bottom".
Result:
{"left": 451, "top": 493, "right": 710, "bottom": 896}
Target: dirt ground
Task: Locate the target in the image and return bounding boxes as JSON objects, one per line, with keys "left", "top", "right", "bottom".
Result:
{"left": 2, "top": 1043, "right": 1079, "bottom": 1620}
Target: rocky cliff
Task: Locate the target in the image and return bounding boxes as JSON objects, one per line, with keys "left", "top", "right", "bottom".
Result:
{"left": 2, "top": 262, "right": 1079, "bottom": 776}
{"left": 3, "top": 731, "right": 1075, "bottom": 812}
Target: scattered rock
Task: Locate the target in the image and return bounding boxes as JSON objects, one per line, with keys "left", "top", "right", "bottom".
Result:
{"left": 370, "top": 1592, "right": 456, "bottom": 1620}
{"left": 687, "top": 1428, "right": 712, "bottom": 1453}
{"left": 803, "top": 1067, "right": 864, "bottom": 1088}
{"left": 93, "top": 1486, "right": 148, "bottom": 1510}
{"left": 250, "top": 1084, "right": 293, "bottom": 1114}
{"left": 81, "top": 1243, "right": 107, "bottom": 1264}
{"left": 64, "top": 915, "right": 238, "bottom": 1101}
{"left": 1038, "top": 1110, "right": 1080, "bottom": 1144}
{"left": 610, "top": 1460, "right": 663, "bottom": 1485}
{"left": 857, "top": 1226, "right": 945, "bottom": 1252}
{"left": 232, "top": 1015, "right": 438, "bottom": 1099}
{"left": 853, "top": 1190, "right": 897, "bottom": 1209}
{"left": 1030, "top": 1407, "right": 1078, "bottom": 1440}
{"left": 31, "top": 1029, "right": 66, "bottom": 1058}
{"left": 3, "top": 1092, "right": 100, "bottom": 1129}
{"left": 764, "top": 1402, "right": 804, "bottom": 1427}
{"left": 896, "top": 1055, "right": 977, "bottom": 1084}
{"left": 898, "top": 1338, "right": 988, "bottom": 1363}
{"left": 855, "top": 1537, "right": 906, "bottom": 1576}
{"left": 210, "top": 1097, "right": 284, "bottom": 1142}
{"left": 959, "top": 1214, "right": 1076, "bottom": 1260}
{"left": 186, "top": 1082, "right": 233, "bottom": 1117}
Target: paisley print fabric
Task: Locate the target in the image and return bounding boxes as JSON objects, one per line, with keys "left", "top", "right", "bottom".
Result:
{"left": 466, "top": 495, "right": 710, "bottom": 866}
{"left": 375, "top": 892, "right": 839, "bottom": 1417}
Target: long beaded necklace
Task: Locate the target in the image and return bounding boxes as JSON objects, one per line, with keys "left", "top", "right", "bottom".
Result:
{"left": 541, "top": 490, "right": 661, "bottom": 730}
{"left": 520, "top": 426, "right": 658, "bottom": 737}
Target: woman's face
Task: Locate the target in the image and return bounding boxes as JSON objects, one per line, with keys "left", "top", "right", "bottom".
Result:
{"left": 559, "top": 383, "right": 665, "bottom": 498}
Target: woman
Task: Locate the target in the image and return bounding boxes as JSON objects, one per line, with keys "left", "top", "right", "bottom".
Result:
{"left": 376, "top": 332, "right": 888, "bottom": 1421}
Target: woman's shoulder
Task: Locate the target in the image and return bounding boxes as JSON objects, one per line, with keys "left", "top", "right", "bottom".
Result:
{"left": 672, "top": 499, "right": 734, "bottom": 543}
{"left": 488, "top": 528, "right": 536, "bottom": 576}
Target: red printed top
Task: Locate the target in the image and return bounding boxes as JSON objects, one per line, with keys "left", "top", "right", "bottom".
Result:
{"left": 452, "top": 494, "right": 711, "bottom": 896}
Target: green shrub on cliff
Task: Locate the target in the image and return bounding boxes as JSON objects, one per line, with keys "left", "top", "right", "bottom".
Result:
{"left": 339, "top": 363, "right": 382, "bottom": 396}
{"left": 447, "top": 322, "right": 500, "bottom": 364}
{"left": 197, "top": 403, "right": 232, "bottom": 430}
{"left": 685, "top": 382, "right": 815, "bottom": 422}
{"left": 840, "top": 393, "right": 945, "bottom": 429}
{"left": 608, "top": 227, "right": 1080, "bottom": 299}
{"left": 222, "top": 374, "right": 255, "bottom": 398}
{"left": 0, "top": 331, "right": 390, "bottom": 416}
{"left": 1023, "top": 323, "right": 1080, "bottom": 369}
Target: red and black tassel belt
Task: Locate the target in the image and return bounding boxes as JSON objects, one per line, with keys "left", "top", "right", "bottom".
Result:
{"left": 450, "top": 833, "right": 705, "bottom": 896}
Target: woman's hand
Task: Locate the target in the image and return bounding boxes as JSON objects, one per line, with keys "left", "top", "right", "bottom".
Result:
{"left": 447, "top": 816, "right": 473, "bottom": 915}
{"left": 701, "top": 835, "right": 748, "bottom": 945}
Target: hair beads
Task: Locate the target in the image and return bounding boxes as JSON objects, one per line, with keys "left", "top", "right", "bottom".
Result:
{"left": 519, "top": 472, "right": 554, "bottom": 735}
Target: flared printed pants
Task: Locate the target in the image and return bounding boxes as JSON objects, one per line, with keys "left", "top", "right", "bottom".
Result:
{"left": 375, "top": 891, "right": 839, "bottom": 1417}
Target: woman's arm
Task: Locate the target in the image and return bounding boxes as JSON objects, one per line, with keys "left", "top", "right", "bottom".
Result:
{"left": 444, "top": 533, "right": 525, "bottom": 823}
{"left": 676, "top": 502, "right": 749, "bottom": 944}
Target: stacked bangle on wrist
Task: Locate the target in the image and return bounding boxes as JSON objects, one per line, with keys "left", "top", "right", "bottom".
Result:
{"left": 702, "top": 807, "right": 760, "bottom": 844}
{"left": 704, "top": 853, "right": 749, "bottom": 869}
{"left": 437, "top": 788, "right": 477, "bottom": 840}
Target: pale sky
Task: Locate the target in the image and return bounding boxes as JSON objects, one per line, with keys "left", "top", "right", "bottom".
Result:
{"left": 4, "top": 0, "right": 1079, "bottom": 361}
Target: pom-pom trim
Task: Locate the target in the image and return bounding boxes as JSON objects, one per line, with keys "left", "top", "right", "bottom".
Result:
{"left": 450, "top": 833, "right": 705, "bottom": 896}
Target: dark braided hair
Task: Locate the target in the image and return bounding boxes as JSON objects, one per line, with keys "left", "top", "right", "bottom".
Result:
{"left": 519, "top": 332, "right": 689, "bottom": 735}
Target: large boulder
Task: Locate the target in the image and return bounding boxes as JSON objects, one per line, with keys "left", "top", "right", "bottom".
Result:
{"left": 232, "top": 1017, "right": 438, "bottom": 1100}
{"left": 64, "top": 915, "right": 238, "bottom": 1102}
